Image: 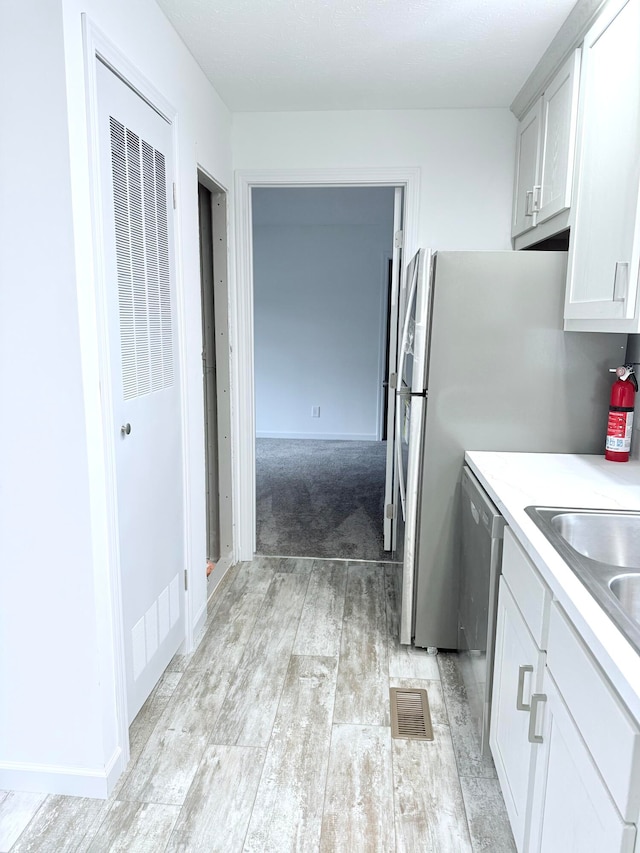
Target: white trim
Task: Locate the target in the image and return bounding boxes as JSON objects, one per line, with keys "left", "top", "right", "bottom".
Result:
{"left": 193, "top": 602, "right": 208, "bottom": 643}
{"left": 256, "top": 431, "right": 379, "bottom": 441}
{"left": 81, "top": 14, "right": 132, "bottom": 772}
{"left": 232, "top": 168, "right": 421, "bottom": 561}
{"left": 81, "top": 16, "right": 191, "bottom": 761}
{"left": 171, "top": 112, "right": 199, "bottom": 654}
{"left": 511, "top": 0, "right": 607, "bottom": 118}
{"left": 0, "top": 747, "right": 124, "bottom": 799}
{"left": 197, "top": 165, "right": 230, "bottom": 197}
{"left": 196, "top": 168, "right": 235, "bottom": 577}
{"left": 378, "top": 250, "right": 393, "bottom": 442}
{"left": 233, "top": 173, "right": 257, "bottom": 559}
{"left": 86, "top": 23, "right": 175, "bottom": 122}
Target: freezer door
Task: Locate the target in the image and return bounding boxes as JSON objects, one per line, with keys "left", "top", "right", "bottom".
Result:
{"left": 396, "top": 249, "right": 433, "bottom": 397}
{"left": 395, "top": 249, "right": 433, "bottom": 523}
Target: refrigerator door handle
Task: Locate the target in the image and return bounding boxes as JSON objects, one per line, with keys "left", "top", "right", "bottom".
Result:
{"left": 397, "top": 261, "right": 419, "bottom": 389}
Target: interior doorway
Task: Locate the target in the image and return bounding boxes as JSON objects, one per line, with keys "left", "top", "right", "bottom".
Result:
{"left": 232, "top": 168, "right": 420, "bottom": 564}
{"left": 251, "top": 186, "right": 399, "bottom": 561}
{"left": 197, "top": 174, "right": 234, "bottom": 599}
{"left": 198, "top": 183, "right": 221, "bottom": 565}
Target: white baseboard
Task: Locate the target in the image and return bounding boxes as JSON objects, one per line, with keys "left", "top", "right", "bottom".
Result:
{"left": 0, "top": 746, "right": 125, "bottom": 799}
{"left": 256, "top": 431, "right": 379, "bottom": 441}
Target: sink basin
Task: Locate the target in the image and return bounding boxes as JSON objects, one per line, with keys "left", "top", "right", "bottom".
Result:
{"left": 525, "top": 506, "right": 640, "bottom": 653}
{"left": 550, "top": 512, "right": 640, "bottom": 569}
{"left": 609, "top": 574, "right": 640, "bottom": 626}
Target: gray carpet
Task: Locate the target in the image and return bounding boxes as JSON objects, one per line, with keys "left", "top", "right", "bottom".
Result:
{"left": 255, "top": 438, "right": 389, "bottom": 560}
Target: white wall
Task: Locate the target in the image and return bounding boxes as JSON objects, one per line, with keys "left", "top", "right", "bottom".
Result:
{"left": 0, "top": 0, "right": 232, "bottom": 796}
{"left": 253, "top": 187, "right": 394, "bottom": 440}
{"left": 0, "top": 0, "right": 104, "bottom": 784}
{"left": 233, "top": 109, "right": 517, "bottom": 250}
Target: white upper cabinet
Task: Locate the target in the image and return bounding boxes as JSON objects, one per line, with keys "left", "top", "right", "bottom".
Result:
{"left": 538, "top": 51, "right": 581, "bottom": 225}
{"left": 565, "top": 0, "right": 640, "bottom": 331}
{"left": 512, "top": 99, "right": 542, "bottom": 238}
{"left": 511, "top": 51, "right": 580, "bottom": 243}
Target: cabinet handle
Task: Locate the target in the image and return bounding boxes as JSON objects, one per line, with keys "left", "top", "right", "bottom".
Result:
{"left": 528, "top": 693, "right": 547, "bottom": 744}
{"left": 532, "top": 185, "right": 541, "bottom": 213}
{"left": 516, "top": 664, "right": 534, "bottom": 711}
{"left": 613, "top": 262, "right": 629, "bottom": 303}
{"left": 525, "top": 190, "right": 534, "bottom": 217}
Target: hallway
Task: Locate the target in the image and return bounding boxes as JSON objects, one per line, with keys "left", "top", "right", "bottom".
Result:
{"left": 1, "top": 558, "right": 514, "bottom": 852}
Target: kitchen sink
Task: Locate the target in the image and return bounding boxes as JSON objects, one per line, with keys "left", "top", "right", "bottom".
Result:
{"left": 549, "top": 512, "right": 640, "bottom": 569}
{"left": 609, "top": 574, "right": 640, "bottom": 622}
{"left": 525, "top": 507, "right": 640, "bottom": 653}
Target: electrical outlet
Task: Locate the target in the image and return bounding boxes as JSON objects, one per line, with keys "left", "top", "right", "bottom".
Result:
{"left": 312, "top": 406, "right": 320, "bottom": 418}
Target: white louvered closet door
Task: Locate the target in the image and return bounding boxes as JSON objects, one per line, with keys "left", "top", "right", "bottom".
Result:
{"left": 97, "top": 60, "right": 184, "bottom": 724}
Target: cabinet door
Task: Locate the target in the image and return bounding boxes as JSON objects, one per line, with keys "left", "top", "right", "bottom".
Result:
{"left": 528, "top": 671, "right": 636, "bottom": 853}
{"left": 565, "top": 0, "right": 640, "bottom": 327}
{"left": 537, "top": 50, "right": 581, "bottom": 225}
{"left": 512, "top": 98, "right": 542, "bottom": 238}
{"left": 490, "top": 577, "right": 544, "bottom": 850}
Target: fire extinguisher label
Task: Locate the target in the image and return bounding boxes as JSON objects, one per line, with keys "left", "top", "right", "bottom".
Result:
{"left": 606, "top": 411, "right": 634, "bottom": 451}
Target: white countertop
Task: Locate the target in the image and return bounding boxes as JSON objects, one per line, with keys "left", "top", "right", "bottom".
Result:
{"left": 464, "top": 451, "right": 640, "bottom": 720}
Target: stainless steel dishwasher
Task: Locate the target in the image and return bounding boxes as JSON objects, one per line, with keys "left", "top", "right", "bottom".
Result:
{"left": 457, "top": 465, "right": 506, "bottom": 756}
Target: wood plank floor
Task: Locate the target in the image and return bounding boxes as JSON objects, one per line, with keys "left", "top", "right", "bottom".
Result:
{"left": 2, "top": 558, "right": 516, "bottom": 853}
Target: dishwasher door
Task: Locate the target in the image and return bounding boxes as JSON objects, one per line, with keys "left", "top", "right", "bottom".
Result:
{"left": 458, "top": 465, "right": 506, "bottom": 756}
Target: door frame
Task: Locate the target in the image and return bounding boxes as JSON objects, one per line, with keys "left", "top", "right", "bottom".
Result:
{"left": 81, "top": 17, "right": 192, "bottom": 772}
{"left": 232, "top": 168, "right": 421, "bottom": 560}
{"left": 197, "top": 170, "right": 235, "bottom": 599}
{"left": 378, "top": 250, "right": 394, "bottom": 442}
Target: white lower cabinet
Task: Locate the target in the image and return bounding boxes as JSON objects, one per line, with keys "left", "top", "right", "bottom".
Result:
{"left": 491, "top": 528, "right": 639, "bottom": 852}
{"left": 528, "top": 670, "right": 636, "bottom": 853}
{"left": 490, "top": 576, "right": 544, "bottom": 849}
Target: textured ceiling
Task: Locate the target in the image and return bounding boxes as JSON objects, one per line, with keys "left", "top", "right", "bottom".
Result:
{"left": 155, "top": 0, "right": 578, "bottom": 112}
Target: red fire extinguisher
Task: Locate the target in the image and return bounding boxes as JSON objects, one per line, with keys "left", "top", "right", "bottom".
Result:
{"left": 605, "top": 365, "right": 638, "bottom": 462}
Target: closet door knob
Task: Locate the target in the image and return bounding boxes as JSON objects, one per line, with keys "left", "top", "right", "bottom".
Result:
{"left": 120, "top": 423, "right": 131, "bottom": 436}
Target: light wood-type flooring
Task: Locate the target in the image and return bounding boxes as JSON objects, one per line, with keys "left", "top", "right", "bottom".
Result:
{"left": 1, "top": 558, "right": 516, "bottom": 852}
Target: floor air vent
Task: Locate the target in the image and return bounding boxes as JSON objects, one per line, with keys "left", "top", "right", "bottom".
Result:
{"left": 390, "top": 688, "right": 434, "bottom": 740}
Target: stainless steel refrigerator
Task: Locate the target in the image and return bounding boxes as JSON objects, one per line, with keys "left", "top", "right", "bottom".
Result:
{"left": 394, "top": 249, "right": 627, "bottom": 649}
